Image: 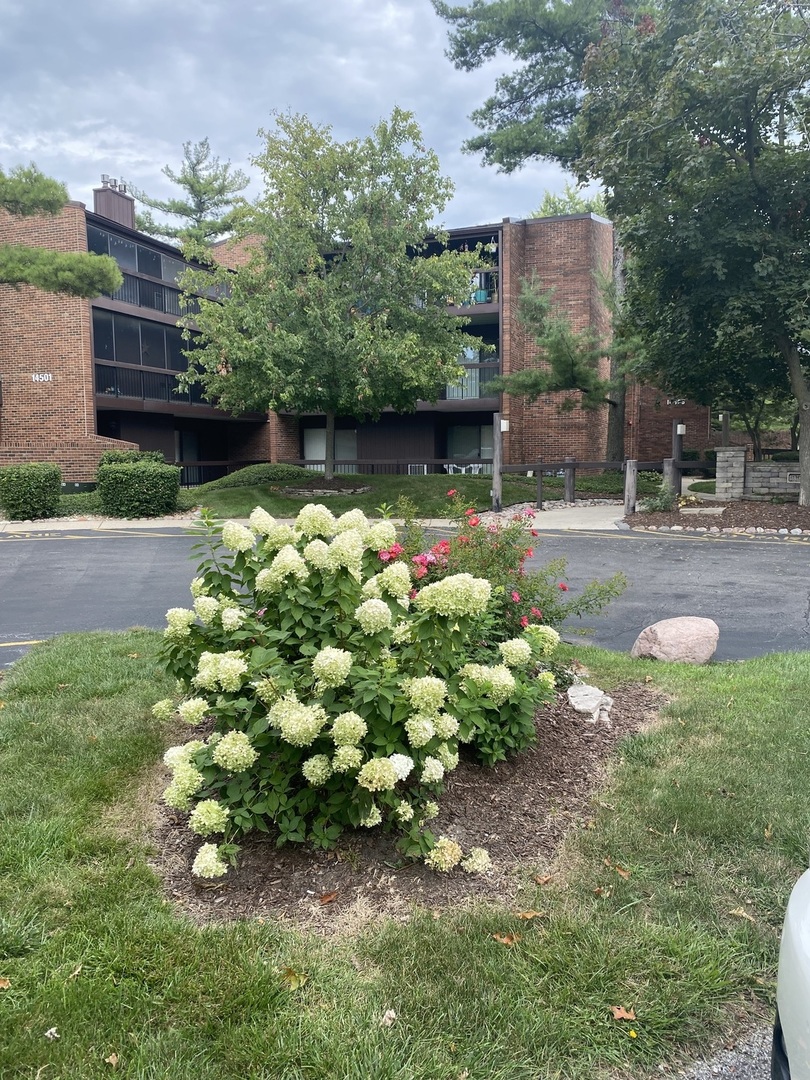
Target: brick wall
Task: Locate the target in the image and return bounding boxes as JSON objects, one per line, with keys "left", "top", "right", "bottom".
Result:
{"left": 0, "top": 203, "right": 138, "bottom": 481}
{"left": 627, "top": 384, "right": 712, "bottom": 461}
{"left": 501, "top": 215, "right": 612, "bottom": 465}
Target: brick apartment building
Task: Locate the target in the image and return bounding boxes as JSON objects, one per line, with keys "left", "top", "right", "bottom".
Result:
{"left": 0, "top": 180, "right": 711, "bottom": 482}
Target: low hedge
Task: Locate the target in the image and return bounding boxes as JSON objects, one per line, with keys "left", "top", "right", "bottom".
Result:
{"left": 0, "top": 462, "right": 62, "bottom": 520}
{"left": 197, "top": 462, "right": 314, "bottom": 491}
{"left": 96, "top": 461, "right": 181, "bottom": 518}
{"left": 98, "top": 449, "right": 166, "bottom": 466}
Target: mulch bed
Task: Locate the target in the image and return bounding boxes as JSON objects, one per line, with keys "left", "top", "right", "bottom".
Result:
{"left": 627, "top": 500, "right": 810, "bottom": 532}
{"left": 152, "top": 683, "right": 665, "bottom": 932}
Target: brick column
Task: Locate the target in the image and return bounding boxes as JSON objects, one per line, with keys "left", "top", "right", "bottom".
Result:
{"left": 715, "top": 446, "right": 746, "bottom": 500}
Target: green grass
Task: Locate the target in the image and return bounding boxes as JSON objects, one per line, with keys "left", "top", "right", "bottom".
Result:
{"left": 688, "top": 480, "right": 717, "bottom": 494}
{"left": 1, "top": 633, "right": 804, "bottom": 1078}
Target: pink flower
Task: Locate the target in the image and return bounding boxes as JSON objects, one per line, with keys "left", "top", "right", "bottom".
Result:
{"left": 447, "top": 489, "right": 458, "bottom": 497}
{"left": 409, "top": 589, "right": 418, "bottom": 600}
{"left": 487, "top": 524, "right": 499, "bottom": 533}
{"left": 531, "top": 530, "right": 539, "bottom": 537}
{"left": 468, "top": 516, "right": 481, "bottom": 527}
{"left": 464, "top": 508, "right": 476, "bottom": 516}
{"left": 458, "top": 535, "right": 470, "bottom": 544}
{"left": 558, "top": 582, "right": 569, "bottom": 591}
{"left": 378, "top": 550, "right": 392, "bottom": 562}
{"left": 511, "top": 591, "right": 521, "bottom": 603}
{"left": 388, "top": 543, "right": 404, "bottom": 557}
{"left": 412, "top": 554, "right": 428, "bottom": 566}
{"left": 415, "top": 566, "right": 427, "bottom": 579}
{"left": 531, "top": 607, "right": 543, "bottom": 618}
{"left": 520, "top": 616, "right": 529, "bottom": 628}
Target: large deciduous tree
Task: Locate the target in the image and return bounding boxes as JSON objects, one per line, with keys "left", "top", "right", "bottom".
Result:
{"left": 130, "top": 138, "right": 250, "bottom": 245}
{"left": 579, "top": 0, "right": 810, "bottom": 503}
{"left": 0, "top": 164, "right": 122, "bottom": 296}
{"left": 180, "top": 109, "right": 478, "bottom": 477}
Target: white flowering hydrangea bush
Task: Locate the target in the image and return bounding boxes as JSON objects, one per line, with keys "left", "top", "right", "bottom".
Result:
{"left": 156, "top": 506, "right": 557, "bottom": 877}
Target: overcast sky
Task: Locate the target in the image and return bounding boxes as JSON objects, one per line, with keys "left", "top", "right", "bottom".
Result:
{"left": 0, "top": 0, "right": 576, "bottom": 231}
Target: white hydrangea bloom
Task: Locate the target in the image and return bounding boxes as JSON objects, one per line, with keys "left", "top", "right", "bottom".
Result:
{"left": 330, "top": 711, "right": 367, "bottom": 748}
{"left": 355, "top": 598, "right": 393, "bottom": 635}
{"left": 361, "top": 575, "right": 383, "bottom": 600}
{"left": 303, "top": 539, "right": 330, "bottom": 569}
{"left": 221, "top": 520, "right": 255, "bottom": 553}
{"left": 302, "top": 754, "right": 333, "bottom": 786}
{"left": 255, "top": 545, "right": 308, "bottom": 593}
{"left": 334, "top": 508, "right": 369, "bottom": 534}
{"left": 424, "top": 836, "right": 463, "bottom": 872}
{"left": 378, "top": 562, "right": 412, "bottom": 599}
{"left": 536, "top": 670, "right": 556, "bottom": 692}
{"left": 262, "top": 523, "right": 300, "bottom": 552}
{"left": 461, "top": 847, "right": 492, "bottom": 874}
{"left": 361, "top": 804, "right": 382, "bottom": 828}
{"left": 499, "top": 638, "right": 533, "bottom": 667}
{"left": 421, "top": 756, "right": 445, "bottom": 784}
{"left": 163, "top": 741, "right": 206, "bottom": 770}
{"left": 163, "top": 762, "right": 205, "bottom": 810}
{"left": 435, "top": 742, "right": 459, "bottom": 772}
{"left": 312, "top": 647, "right": 353, "bottom": 689}
{"left": 177, "top": 697, "right": 210, "bottom": 726}
{"left": 211, "top": 730, "right": 258, "bottom": 772}
{"left": 296, "top": 503, "right": 336, "bottom": 537}
{"left": 524, "top": 624, "right": 561, "bottom": 657}
{"left": 220, "top": 606, "right": 246, "bottom": 632}
{"left": 388, "top": 753, "right": 414, "bottom": 781}
{"left": 268, "top": 695, "right": 327, "bottom": 747}
{"left": 395, "top": 801, "right": 414, "bottom": 823}
{"left": 193, "top": 651, "right": 248, "bottom": 693}
{"left": 255, "top": 677, "right": 281, "bottom": 704}
{"left": 433, "top": 712, "right": 460, "bottom": 739}
{"left": 365, "top": 521, "right": 397, "bottom": 551}
{"left": 151, "top": 698, "right": 176, "bottom": 721}
{"left": 460, "top": 663, "right": 517, "bottom": 707}
{"left": 391, "top": 621, "right": 412, "bottom": 645}
{"left": 189, "top": 577, "right": 209, "bottom": 599}
{"left": 327, "top": 530, "right": 365, "bottom": 576}
{"left": 191, "top": 842, "right": 229, "bottom": 879}
{"left": 193, "top": 596, "right": 220, "bottom": 626}
{"left": 357, "top": 757, "right": 399, "bottom": 792}
{"left": 404, "top": 714, "right": 435, "bottom": 749}
{"left": 332, "top": 745, "right": 364, "bottom": 773}
{"left": 164, "top": 607, "right": 196, "bottom": 640}
{"left": 188, "top": 799, "right": 230, "bottom": 837}
{"left": 413, "top": 574, "right": 492, "bottom": 618}
{"left": 249, "top": 507, "right": 277, "bottom": 536}
{"left": 404, "top": 676, "right": 447, "bottom": 715}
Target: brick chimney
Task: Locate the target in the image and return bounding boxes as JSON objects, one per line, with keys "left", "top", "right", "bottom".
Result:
{"left": 93, "top": 174, "right": 136, "bottom": 230}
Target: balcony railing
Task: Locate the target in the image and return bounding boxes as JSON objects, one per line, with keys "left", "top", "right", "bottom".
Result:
{"left": 95, "top": 363, "right": 207, "bottom": 405}
{"left": 107, "top": 273, "right": 200, "bottom": 317}
{"left": 444, "top": 364, "right": 500, "bottom": 400}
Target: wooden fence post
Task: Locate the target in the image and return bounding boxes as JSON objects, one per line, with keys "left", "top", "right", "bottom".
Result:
{"left": 491, "top": 412, "right": 503, "bottom": 513}
{"left": 624, "top": 459, "right": 638, "bottom": 515}
{"left": 564, "top": 457, "right": 575, "bottom": 503}
{"left": 663, "top": 457, "right": 678, "bottom": 493}
{"left": 535, "top": 461, "right": 543, "bottom": 510}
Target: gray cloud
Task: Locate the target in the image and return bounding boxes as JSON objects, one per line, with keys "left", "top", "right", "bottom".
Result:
{"left": 0, "top": 0, "right": 574, "bottom": 228}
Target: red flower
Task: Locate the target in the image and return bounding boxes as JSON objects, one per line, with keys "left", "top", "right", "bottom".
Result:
{"left": 531, "top": 530, "right": 539, "bottom": 537}
{"left": 388, "top": 543, "right": 404, "bottom": 557}
{"left": 531, "top": 607, "right": 543, "bottom": 618}
{"left": 558, "top": 582, "right": 569, "bottom": 591}
{"left": 464, "top": 508, "right": 476, "bottom": 516}
{"left": 409, "top": 589, "right": 418, "bottom": 599}
{"left": 447, "top": 489, "right": 458, "bottom": 497}
{"left": 520, "top": 615, "right": 529, "bottom": 628}
{"left": 415, "top": 566, "right": 427, "bottom": 579}
{"left": 458, "top": 535, "right": 470, "bottom": 544}
{"left": 511, "top": 591, "right": 521, "bottom": 603}
{"left": 468, "top": 516, "right": 481, "bottom": 527}
{"left": 524, "top": 548, "right": 534, "bottom": 558}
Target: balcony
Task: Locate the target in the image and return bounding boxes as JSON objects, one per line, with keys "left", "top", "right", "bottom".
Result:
{"left": 443, "top": 363, "right": 500, "bottom": 401}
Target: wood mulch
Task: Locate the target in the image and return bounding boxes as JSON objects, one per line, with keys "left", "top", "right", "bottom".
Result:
{"left": 627, "top": 500, "right": 810, "bottom": 531}
{"left": 151, "top": 683, "right": 665, "bottom": 932}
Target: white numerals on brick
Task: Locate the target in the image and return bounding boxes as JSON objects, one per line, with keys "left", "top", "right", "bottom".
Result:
{"left": 31, "top": 373, "right": 53, "bottom": 382}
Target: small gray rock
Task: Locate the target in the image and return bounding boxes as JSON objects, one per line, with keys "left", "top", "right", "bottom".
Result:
{"left": 567, "top": 683, "right": 614, "bottom": 723}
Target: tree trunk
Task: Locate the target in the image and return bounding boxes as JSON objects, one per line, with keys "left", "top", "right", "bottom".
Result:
{"left": 790, "top": 411, "right": 800, "bottom": 452}
{"left": 780, "top": 339, "right": 810, "bottom": 506}
{"left": 324, "top": 409, "right": 336, "bottom": 481}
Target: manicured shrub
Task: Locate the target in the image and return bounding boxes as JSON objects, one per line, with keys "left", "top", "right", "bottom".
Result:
{"left": 96, "top": 461, "right": 181, "bottom": 518}
{"left": 197, "top": 463, "right": 317, "bottom": 491}
{"left": 98, "top": 449, "right": 166, "bottom": 466}
{"left": 0, "top": 462, "right": 61, "bottom": 520}
{"left": 770, "top": 451, "right": 799, "bottom": 462}
{"left": 154, "top": 505, "right": 558, "bottom": 879}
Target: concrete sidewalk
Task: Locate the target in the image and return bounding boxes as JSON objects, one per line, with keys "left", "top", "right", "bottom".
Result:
{"left": 0, "top": 502, "right": 626, "bottom": 535}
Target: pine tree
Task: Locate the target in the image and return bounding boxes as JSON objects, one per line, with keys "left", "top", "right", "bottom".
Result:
{"left": 0, "top": 164, "right": 122, "bottom": 297}
{"left": 130, "top": 139, "right": 249, "bottom": 245}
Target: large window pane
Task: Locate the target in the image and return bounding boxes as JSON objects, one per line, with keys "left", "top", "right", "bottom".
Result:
{"left": 161, "top": 255, "right": 185, "bottom": 284}
{"left": 113, "top": 314, "right": 141, "bottom": 365}
{"left": 137, "top": 245, "right": 162, "bottom": 279}
{"left": 92, "top": 309, "right": 114, "bottom": 360}
{"left": 108, "top": 235, "right": 138, "bottom": 271}
{"left": 166, "top": 326, "right": 188, "bottom": 371}
{"left": 140, "top": 322, "right": 167, "bottom": 368}
{"left": 87, "top": 225, "right": 109, "bottom": 256}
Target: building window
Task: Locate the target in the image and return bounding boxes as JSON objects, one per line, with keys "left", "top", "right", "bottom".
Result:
{"left": 92, "top": 311, "right": 197, "bottom": 373}
{"left": 92, "top": 309, "right": 115, "bottom": 361}
{"left": 109, "top": 235, "right": 138, "bottom": 272}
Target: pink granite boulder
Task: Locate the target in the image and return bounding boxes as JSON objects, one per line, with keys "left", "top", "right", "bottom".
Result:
{"left": 631, "top": 616, "right": 719, "bottom": 664}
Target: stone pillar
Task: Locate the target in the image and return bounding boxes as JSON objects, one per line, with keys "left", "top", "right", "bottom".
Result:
{"left": 715, "top": 446, "right": 746, "bottom": 500}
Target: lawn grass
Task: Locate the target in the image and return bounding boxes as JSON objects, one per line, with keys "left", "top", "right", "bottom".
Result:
{"left": 1, "top": 633, "right": 804, "bottom": 1078}
{"left": 688, "top": 480, "right": 717, "bottom": 494}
